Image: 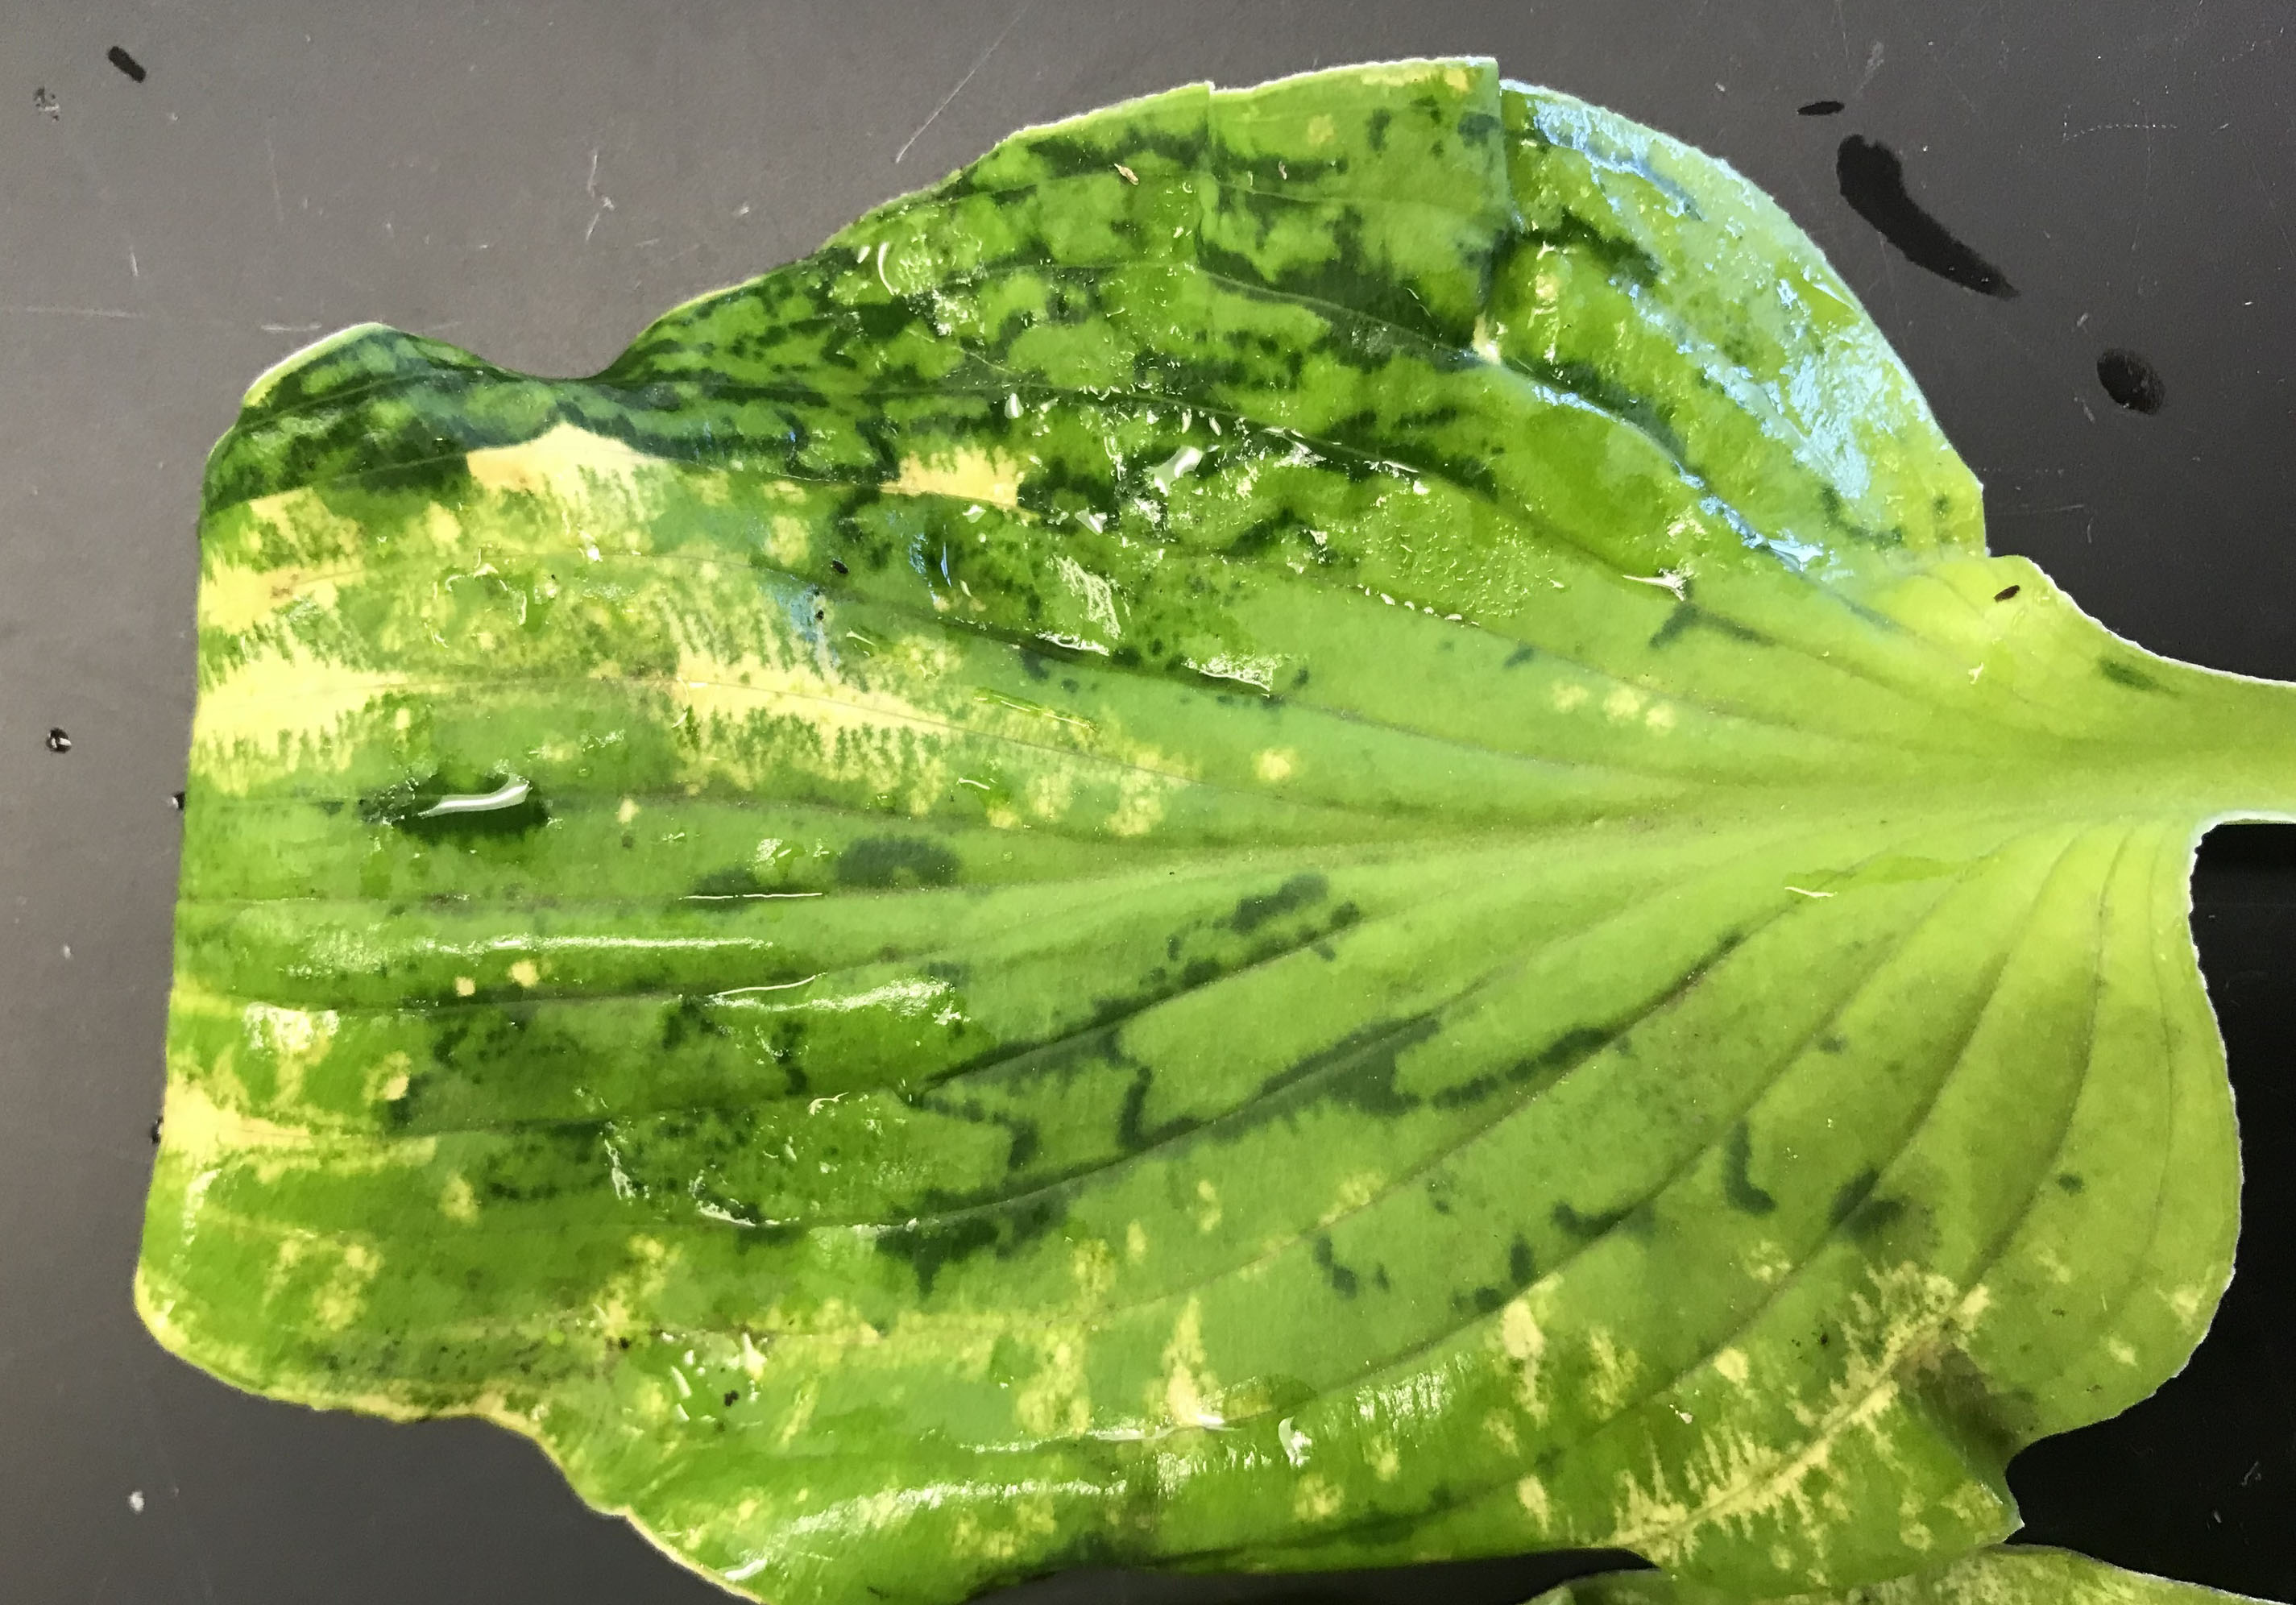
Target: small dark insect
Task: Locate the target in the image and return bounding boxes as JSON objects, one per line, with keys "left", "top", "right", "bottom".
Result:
{"left": 1994, "top": 585, "right": 2020, "bottom": 602}
{"left": 106, "top": 46, "right": 147, "bottom": 83}
{"left": 150, "top": 1117, "right": 164, "bottom": 1144}
{"left": 45, "top": 728, "right": 72, "bottom": 753}
{"left": 2097, "top": 348, "right": 2165, "bottom": 415}
{"left": 1798, "top": 98, "right": 1846, "bottom": 116}
{"left": 723, "top": 1391, "right": 739, "bottom": 1407}
{"left": 830, "top": 558, "right": 850, "bottom": 575}
{"left": 171, "top": 790, "right": 186, "bottom": 811}
{"left": 34, "top": 86, "right": 60, "bottom": 118}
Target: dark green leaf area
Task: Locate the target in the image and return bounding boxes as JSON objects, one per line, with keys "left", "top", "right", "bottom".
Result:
{"left": 147, "top": 56, "right": 2286, "bottom": 1605}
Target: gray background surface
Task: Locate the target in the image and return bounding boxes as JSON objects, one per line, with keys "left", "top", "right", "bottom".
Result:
{"left": 3, "top": 2, "right": 2291, "bottom": 1600}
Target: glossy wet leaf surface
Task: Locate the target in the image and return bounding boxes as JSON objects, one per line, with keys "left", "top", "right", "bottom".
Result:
{"left": 139, "top": 57, "right": 2290, "bottom": 1605}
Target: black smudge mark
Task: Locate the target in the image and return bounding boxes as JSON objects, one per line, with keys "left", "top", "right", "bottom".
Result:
{"left": 107, "top": 47, "right": 147, "bottom": 83}
{"left": 1836, "top": 135, "right": 2016, "bottom": 298}
{"left": 1799, "top": 99, "right": 1846, "bottom": 117}
{"left": 2096, "top": 348, "right": 2165, "bottom": 414}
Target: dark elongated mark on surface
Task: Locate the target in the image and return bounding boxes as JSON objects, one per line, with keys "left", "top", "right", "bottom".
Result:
{"left": 1799, "top": 99, "right": 1846, "bottom": 117}
{"left": 1836, "top": 136, "right": 2016, "bottom": 298}
{"left": 107, "top": 47, "right": 147, "bottom": 83}
{"left": 1994, "top": 585, "right": 2020, "bottom": 603}
{"left": 2096, "top": 349, "right": 2165, "bottom": 414}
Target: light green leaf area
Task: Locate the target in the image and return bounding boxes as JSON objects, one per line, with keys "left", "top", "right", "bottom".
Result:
{"left": 140, "top": 57, "right": 2286, "bottom": 1605}
{"left": 1536, "top": 1545, "right": 2273, "bottom": 1605}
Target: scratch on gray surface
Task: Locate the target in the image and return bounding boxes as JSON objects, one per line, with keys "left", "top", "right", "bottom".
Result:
{"left": 2, "top": 304, "right": 146, "bottom": 320}
{"left": 894, "top": 0, "right": 1034, "bottom": 164}
{"left": 2, "top": 305, "right": 324, "bottom": 337}
{"left": 1855, "top": 38, "right": 1885, "bottom": 93}
{"left": 261, "top": 119, "right": 284, "bottom": 226}
{"left": 2062, "top": 117, "right": 2178, "bottom": 141}
{"left": 583, "top": 146, "right": 615, "bottom": 243}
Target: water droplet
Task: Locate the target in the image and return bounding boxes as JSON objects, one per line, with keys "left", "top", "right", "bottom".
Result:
{"left": 45, "top": 728, "right": 71, "bottom": 753}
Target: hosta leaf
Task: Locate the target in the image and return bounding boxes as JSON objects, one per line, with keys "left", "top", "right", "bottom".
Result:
{"left": 1532, "top": 1546, "right": 2273, "bottom": 1605}
{"left": 139, "top": 57, "right": 2288, "bottom": 1605}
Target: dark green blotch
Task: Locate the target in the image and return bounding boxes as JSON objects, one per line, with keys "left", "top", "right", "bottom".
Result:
{"left": 835, "top": 835, "right": 960, "bottom": 889}
{"left": 1830, "top": 1166, "right": 1882, "bottom": 1226}
{"left": 1229, "top": 871, "right": 1328, "bottom": 935}
{"left": 2099, "top": 656, "right": 2165, "bottom": 693}
{"left": 1312, "top": 1234, "right": 1360, "bottom": 1298}
{"left": 1722, "top": 1120, "right": 1777, "bottom": 1215}
{"left": 2054, "top": 1172, "right": 2085, "bottom": 1194}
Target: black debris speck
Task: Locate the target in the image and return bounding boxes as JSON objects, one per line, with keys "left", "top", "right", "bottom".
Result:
{"left": 1994, "top": 584, "right": 2020, "bottom": 602}
{"left": 107, "top": 47, "right": 147, "bottom": 83}
{"left": 45, "top": 728, "right": 71, "bottom": 753}
{"left": 34, "top": 86, "right": 60, "bottom": 119}
{"left": 2096, "top": 348, "right": 2165, "bottom": 414}
{"left": 1798, "top": 98, "right": 1846, "bottom": 116}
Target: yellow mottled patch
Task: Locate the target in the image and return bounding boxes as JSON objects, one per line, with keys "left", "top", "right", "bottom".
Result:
{"left": 671, "top": 645, "right": 955, "bottom": 803}
{"left": 1253, "top": 747, "right": 1297, "bottom": 783}
{"left": 1321, "top": 1168, "right": 1386, "bottom": 1225}
{"left": 1157, "top": 1297, "right": 1222, "bottom": 1428}
{"left": 1713, "top": 1347, "right": 1751, "bottom": 1387}
{"left": 1125, "top": 1221, "right": 1149, "bottom": 1265}
{"left": 1552, "top": 682, "right": 1589, "bottom": 713}
{"left": 1516, "top": 1473, "right": 1552, "bottom": 1525}
{"left": 1366, "top": 1437, "right": 1400, "bottom": 1481}
{"left": 1603, "top": 686, "right": 1645, "bottom": 721}
{"left": 776, "top": 1379, "right": 819, "bottom": 1448}
{"left": 1107, "top": 769, "right": 1175, "bottom": 837}
{"left": 440, "top": 1174, "right": 479, "bottom": 1223}
{"left": 454, "top": 975, "right": 477, "bottom": 997}
{"left": 242, "top": 1002, "right": 338, "bottom": 1106}
{"left": 191, "top": 637, "right": 404, "bottom": 782}
{"left": 1070, "top": 1238, "right": 1116, "bottom": 1300}
{"left": 198, "top": 558, "right": 346, "bottom": 635}
{"left": 1291, "top": 1474, "right": 1343, "bottom": 1522}
{"left": 1605, "top": 1262, "right": 2002, "bottom": 1570}
{"left": 1497, "top": 1296, "right": 1549, "bottom": 1420}
{"left": 2107, "top": 1338, "right": 2139, "bottom": 1366}
{"left": 1194, "top": 1177, "right": 1223, "bottom": 1234}
{"left": 618, "top": 796, "right": 640, "bottom": 825}
{"left": 466, "top": 421, "right": 656, "bottom": 504}
{"left": 372, "top": 1051, "right": 412, "bottom": 1104}
{"left": 1013, "top": 1329, "right": 1092, "bottom": 1439}
{"left": 1304, "top": 114, "right": 1337, "bottom": 146}
{"left": 766, "top": 513, "right": 811, "bottom": 567}
{"left": 885, "top": 446, "right": 1023, "bottom": 511}
{"left": 1586, "top": 1328, "right": 1643, "bottom": 1412}
{"left": 1484, "top": 1411, "right": 1519, "bottom": 1453}
{"left": 1644, "top": 702, "right": 1678, "bottom": 732}
{"left": 156, "top": 1076, "right": 311, "bottom": 1167}
{"left": 312, "top": 1240, "right": 381, "bottom": 1330}
{"left": 508, "top": 959, "right": 541, "bottom": 988}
